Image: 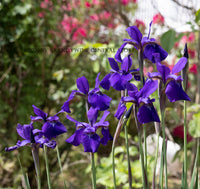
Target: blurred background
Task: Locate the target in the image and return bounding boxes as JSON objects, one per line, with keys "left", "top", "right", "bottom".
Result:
{"left": 0, "top": 0, "right": 200, "bottom": 188}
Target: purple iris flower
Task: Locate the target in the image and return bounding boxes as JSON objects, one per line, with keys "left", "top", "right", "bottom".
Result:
{"left": 31, "top": 105, "right": 67, "bottom": 140}
{"left": 62, "top": 73, "right": 112, "bottom": 113}
{"left": 100, "top": 55, "right": 140, "bottom": 91}
{"left": 115, "top": 79, "right": 160, "bottom": 124}
{"left": 66, "top": 108, "right": 112, "bottom": 153}
{"left": 115, "top": 22, "right": 168, "bottom": 63}
{"left": 5, "top": 123, "right": 56, "bottom": 151}
{"left": 148, "top": 54, "right": 191, "bottom": 102}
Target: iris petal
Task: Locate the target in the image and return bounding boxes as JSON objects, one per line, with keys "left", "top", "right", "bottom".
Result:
{"left": 165, "top": 80, "right": 191, "bottom": 102}
{"left": 137, "top": 104, "right": 160, "bottom": 124}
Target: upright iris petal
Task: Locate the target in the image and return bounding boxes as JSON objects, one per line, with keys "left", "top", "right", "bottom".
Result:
{"left": 31, "top": 105, "right": 48, "bottom": 122}
{"left": 100, "top": 55, "right": 138, "bottom": 91}
{"left": 76, "top": 76, "right": 89, "bottom": 95}
{"left": 116, "top": 22, "right": 168, "bottom": 64}
{"left": 62, "top": 73, "right": 111, "bottom": 113}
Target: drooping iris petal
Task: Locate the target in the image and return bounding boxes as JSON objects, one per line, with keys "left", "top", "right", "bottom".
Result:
{"left": 137, "top": 104, "right": 160, "bottom": 124}
{"left": 115, "top": 42, "right": 128, "bottom": 63}
{"left": 17, "top": 139, "right": 31, "bottom": 147}
{"left": 126, "top": 26, "right": 143, "bottom": 46}
{"left": 76, "top": 76, "right": 89, "bottom": 95}
{"left": 101, "top": 128, "right": 113, "bottom": 145}
{"left": 171, "top": 57, "right": 187, "bottom": 74}
{"left": 88, "top": 93, "right": 111, "bottom": 111}
{"left": 5, "top": 145, "right": 18, "bottom": 152}
{"left": 100, "top": 73, "right": 111, "bottom": 90}
{"left": 143, "top": 44, "right": 168, "bottom": 63}
{"left": 66, "top": 128, "right": 84, "bottom": 146}
{"left": 165, "top": 80, "right": 191, "bottom": 102}
{"left": 32, "top": 105, "right": 47, "bottom": 121}
{"left": 109, "top": 73, "right": 125, "bottom": 91}
{"left": 121, "top": 73, "right": 132, "bottom": 81}
{"left": 42, "top": 121, "right": 67, "bottom": 140}
{"left": 137, "top": 79, "right": 158, "bottom": 98}
{"left": 82, "top": 133, "right": 101, "bottom": 153}
{"left": 108, "top": 57, "right": 119, "bottom": 71}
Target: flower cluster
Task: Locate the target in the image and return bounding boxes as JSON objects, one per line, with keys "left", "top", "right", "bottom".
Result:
{"left": 100, "top": 21, "right": 190, "bottom": 125}
{"left": 5, "top": 105, "right": 67, "bottom": 151}
{"left": 6, "top": 20, "right": 191, "bottom": 158}
{"left": 62, "top": 73, "right": 112, "bottom": 153}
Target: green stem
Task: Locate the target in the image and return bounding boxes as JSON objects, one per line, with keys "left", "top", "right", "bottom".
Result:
{"left": 190, "top": 138, "right": 199, "bottom": 189}
{"left": 152, "top": 131, "right": 160, "bottom": 189}
{"left": 143, "top": 124, "right": 147, "bottom": 172}
{"left": 124, "top": 124, "right": 132, "bottom": 189}
{"left": 112, "top": 142, "right": 117, "bottom": 189}
{"left": 44, "top": 145, "right": 52, "bottom": 189}
{"left": 134, "top": 105, "right": 147, "bottom": 189}
{"left": 138, "top": 49, "right": 147, "bottom": 175}
{"left": 138, "top": 129, "right": 147, "bottom": 189}
{"left": 183, "top": 100, "right": 188, "bottom": 188}
{"left": 31, "top": 144, "right": 41, "bottom": 189}
{"left": 56, "top": 145, "right": 67, "bottom": 189}
{"left": 18, "top": 156, "right": 31, "bottom": 189}
{"left": 161, "top": 110, "right": 168, "bottom": 189}
{"left": 90, "top": 152, "right": 96, "bottom": 189}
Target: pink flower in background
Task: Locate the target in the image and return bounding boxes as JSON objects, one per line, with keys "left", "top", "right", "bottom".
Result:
{"left": 100, "top": 11, "right": 111, "bottom": 20}
{"left": 174, "top": 41, "right": 179, "bottom": 48}
{"left": 143, "top": 66, "right": 153, "bottom": 76}
{"left": 92, "top": 0, "right": 100, "bottom": 5}
{"left": 121, "top": 0, "right": 129, "bottom": 5}
{"left": 188, "top": 32, "right": 195, "bottom": 42}
{"left": 90, "top": 14, "right": 99, "bottom": 21}
{"left": 134, "top": 19, "right": 146, "bottom": 31}
{"left": 38, "top": 12, "right": 45, "bottom": 18}
{"left": 40, "top": 1, "right": 48, "bottom": 9}
{"left": 85, "top": 1, "right": 91, "bottom": 7}
{"left": 189, "top": 63, "right": 197, "bottom": 75}
{"left": 188, "top": 49, "right": 195, "bottom": 59}
{"left": 61, "top": 15, "right": 78, "bottom": 33}
{"left": 181, "top": 32, "right": 195, "bottom": 44}
{"left": 108, "top": 23, "right": 115, "bottom": 28}
{"left": 153, "top": 13, "right": 164, "bottom": 25}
